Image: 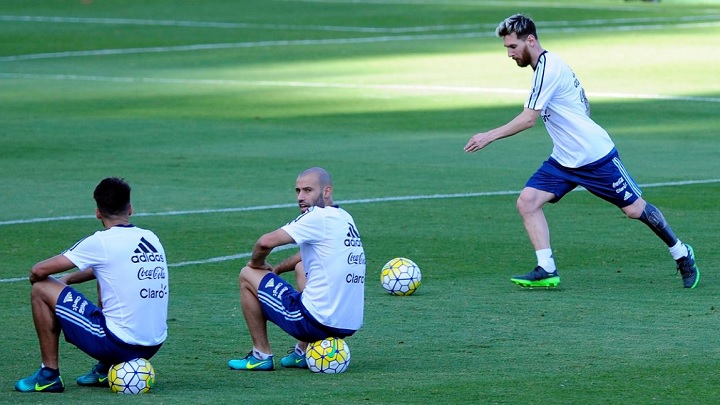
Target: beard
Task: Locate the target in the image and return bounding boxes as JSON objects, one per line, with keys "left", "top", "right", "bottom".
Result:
{"left": 514, "top": 47, "right": 532, "bottom": 68}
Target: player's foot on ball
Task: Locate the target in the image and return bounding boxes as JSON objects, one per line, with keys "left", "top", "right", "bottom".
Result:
{"left": 228, "top": 352, "right": 275, "bottom": 371}
{"left": 15, "top": 367, "right": 65, "bottom": 393}
{"left": 511, "top": 266, "right": 560, "bottom": 288}
{"left": 280, "top": 349, "right": 308, "bottom": 368}
{"left": 676, "top": 243, "right": 700, "bottom": 289}
{"left": 76, "top": 363, "right": 109, "bottom": 387}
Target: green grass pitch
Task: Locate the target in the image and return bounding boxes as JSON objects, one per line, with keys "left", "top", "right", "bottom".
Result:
{"left": 1, "top": 0, "right": 719, "bottom": 403}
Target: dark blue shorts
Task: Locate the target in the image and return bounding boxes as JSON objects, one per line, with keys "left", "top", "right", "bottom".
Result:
{"left": 56, "top": 286, "right": 161, "bottom": 364}
{"left": 257, "top": 273, "right": 355, "bottom": 342}
{"left": 526, "top": 148, "right": 642, "bottom": 208}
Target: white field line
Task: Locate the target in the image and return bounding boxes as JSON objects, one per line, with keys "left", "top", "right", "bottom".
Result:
{"left": 2, "top": 73, "right": 720, "bottom": 104}
{"left": 1, "top": 15, "right": 718, "bottom": 33}
{"left": 1, "top": 178, "right": 719, "bottom": 283}
{"left": 0, "top": 179, "right": 720, "bottom": 284}
{"left": 276, "top": 0, "right": 677, "bottom": 11}
{"left": 2, "top": 179, "right": 719, "bottom": 227}
{"left": 1, "top": 18, "right": 719, "bottom": 62}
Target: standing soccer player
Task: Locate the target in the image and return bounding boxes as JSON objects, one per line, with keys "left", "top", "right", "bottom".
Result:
{"left": 464, "top": 14, "right": 699, "bottom": 288}
{"left": 228, "top": 167, "right": 365, "bottom": 371}
{"left": 15, "top": 177, "right": 169, "bottom": 393}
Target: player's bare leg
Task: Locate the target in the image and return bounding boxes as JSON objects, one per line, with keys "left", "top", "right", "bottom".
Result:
{"left": 511, "top": 187, "right": 560, "bottom": 287}
{"left": 238, "top": 267, "right": 271, "bottom": 354}
{"left": 228, "top": 267, "right": 275, "bottom": 371}
{"left": 30, "top": 278, "right": 65, "bottom": 369}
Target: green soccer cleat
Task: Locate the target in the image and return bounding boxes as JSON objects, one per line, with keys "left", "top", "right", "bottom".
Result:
{"left": 76, "top": 363, "right": 110, "bottom": 387}
{"left": 228, "top": 352, "right": 275, "bottom": 371}
{"left": 676, "top": 244, "right": 700, "bottom": 289}
{"left": 15, "top": 367, "right": 65, "bottom": 393}
{"left": 280, "top": 349, "right": 308, "bottom": 369}
{"left": 511, "top": 266, "right": 560, "bottom": 288}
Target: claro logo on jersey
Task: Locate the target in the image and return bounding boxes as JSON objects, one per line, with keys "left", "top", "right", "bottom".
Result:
{"left": 131, "top": 237, "right": 165, "bottom": 263}
{"left": 344, "top": 223, "right": 362, "bottom": 247}
{"left": 141, "top": 283, "right": 168, "bottom": 299}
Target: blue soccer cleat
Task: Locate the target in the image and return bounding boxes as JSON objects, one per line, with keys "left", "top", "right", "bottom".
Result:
{"left": 676, "top": 244, "right": 700, "bottom": 289}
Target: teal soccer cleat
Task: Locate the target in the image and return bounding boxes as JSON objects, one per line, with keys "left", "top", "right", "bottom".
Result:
{"left": 15, "top": 367, "right": 65, "bottom": 393}
{"left": 228, "top": 352, "right": 275, "bottom": 371}
{"left": 76, "top": 363, "right": 109, "bottom": 387}
{"left": 280, "top": 349, "right": 308, "bottom": 369}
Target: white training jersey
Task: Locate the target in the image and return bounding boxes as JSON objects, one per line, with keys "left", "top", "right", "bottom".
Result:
{"left": 281, "top": 205, "right": 365, "bottom": 331}
{"left": 63, "top": 225, "right": 168, "bottom": 346}
{"left": 526, "top": 51, "right": 615, "bottom": 168}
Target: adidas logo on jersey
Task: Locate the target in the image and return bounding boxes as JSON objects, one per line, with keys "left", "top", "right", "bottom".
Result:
{"left": 623, "top": 191, "right": 633, "bottom": 201}
{"left": 265, "top": 278, "right": 275, "bottom": 289}
{"left": 131, "top": 237, "right": 165, "bottom": 263}
{"left": 344, "top": 223, "right": 363, "bottom": 247}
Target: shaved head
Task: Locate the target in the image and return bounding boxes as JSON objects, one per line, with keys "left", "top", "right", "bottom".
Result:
{"left": 295, "top": 167, "right": 334, "bottom": 212}
{"left": 298, "top": 167, "right": 332, "bottom": 189}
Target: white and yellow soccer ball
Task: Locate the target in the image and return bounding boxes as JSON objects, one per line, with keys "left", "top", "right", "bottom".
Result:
{"left": 305, "top": 337, "right": 351, "bottom": 374}
{"left": 108, "top": 358, "right": 156, "bottom": 394}
{"left": 380, "top": 257, "right": 422, "bottom": 296}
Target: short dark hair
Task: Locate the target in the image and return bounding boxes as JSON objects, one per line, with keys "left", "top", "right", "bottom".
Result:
{"left": 495, "top": 14, "right": 537, "bottom": 40}
{"left": 93, "top": 177, "right": 131, "bottom": 217}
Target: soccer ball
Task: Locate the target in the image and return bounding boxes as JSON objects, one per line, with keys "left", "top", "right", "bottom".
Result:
{"left": 380, "top": 257, "right": 421, "bottom": 295}
{"left": 108, "top": 358, "right": 155, "bottom": 394}
{"left": 305, "top": 337, "right": 351, "bottom": 374}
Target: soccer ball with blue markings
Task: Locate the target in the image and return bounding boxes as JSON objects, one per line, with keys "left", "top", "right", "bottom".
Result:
{"left": 305, "top": 337, "right": 351, "bottom": 374}
{"left": 109, "top": 358, "right": 155, "bottom": 394}
{"left": 380, "top": 257, "right": 422, "bottom": 296}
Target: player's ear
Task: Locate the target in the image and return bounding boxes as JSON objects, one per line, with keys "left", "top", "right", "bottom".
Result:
{"left": 323, "top": 185, "right": 333, "bottom": 199}
{"left": 128, "top": 204, "right": 133, "bottom": 217}
{"left": 95, "top": 208, "right": 102, "bottom": 220}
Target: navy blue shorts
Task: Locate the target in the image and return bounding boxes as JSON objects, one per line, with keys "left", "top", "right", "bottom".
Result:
{"left": 257, "top": 273, "right": 355, "bottom": 342}
{"left": 56, "top": 286, "right": 161, "bottom": 364}
{"left": 526, "top": 149, "right": 642, "bottom": 208}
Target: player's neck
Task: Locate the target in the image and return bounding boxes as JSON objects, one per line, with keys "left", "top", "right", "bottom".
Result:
{"left": 530, "top": 47, "right": 546, "bottom": 70}
{"left": 101, "top": 216, "right": 131, "bottom": 229}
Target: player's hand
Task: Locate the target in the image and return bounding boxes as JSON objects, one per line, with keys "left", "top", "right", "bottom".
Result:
{"left": 464, "top": 133, "right": 492, "bottom": 153}
{"left": 247, "top": 260, "right": 272, "bottom": 271}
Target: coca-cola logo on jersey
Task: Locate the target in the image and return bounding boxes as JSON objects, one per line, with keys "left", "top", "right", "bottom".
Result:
{"left": 137, "top": 266, "right": 167, "bottom": 280}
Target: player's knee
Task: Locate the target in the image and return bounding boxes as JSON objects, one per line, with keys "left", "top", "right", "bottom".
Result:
{"left": 239, "top": 266, "right": 267, "bottom": 293}
{"left": 516, "top": 191, "right": 539, "bottom": 216}
{"left": 239, "top": 266, "right": 252, "bottom": 284}
{"left": 622, "top": 199, "right": 645, "bottom": 219}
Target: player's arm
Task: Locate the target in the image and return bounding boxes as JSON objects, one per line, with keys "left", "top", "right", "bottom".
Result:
{"left": 273, "top": 252, "right": 302, "bottom": 275}
{"left": 58, "top": 266, "right": 96, "bottom": 285}
{"left": 29, "top": 254, "right": 78, "bottom": 284}
{"left": 464, "top": 107, "right": 541, "bottom": 152}
{"left": 247, "top": 228, "right": 295, "bottom": 270}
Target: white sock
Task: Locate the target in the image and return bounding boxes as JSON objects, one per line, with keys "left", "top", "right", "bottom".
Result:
{"left": 536, "top": 248, "right": 556, "bottom": 273}
{"left": 252, "top": 347, "right": 272, "bottom": 360}
{"left": 294, "top": 343, "right": 305, "bottom": 356}
{"left": 668, "top": 241, "right": 688, "bottom": 261}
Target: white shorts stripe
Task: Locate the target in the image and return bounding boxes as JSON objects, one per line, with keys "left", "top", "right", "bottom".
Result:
{"left": 613, "top": 157, "right": 643, "bottom": 196}
{"left": 258, "top": 290, "right": 303, "bottom": 321}
{"left": 56, "top": 306, "right": 106, "bottom": 337}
